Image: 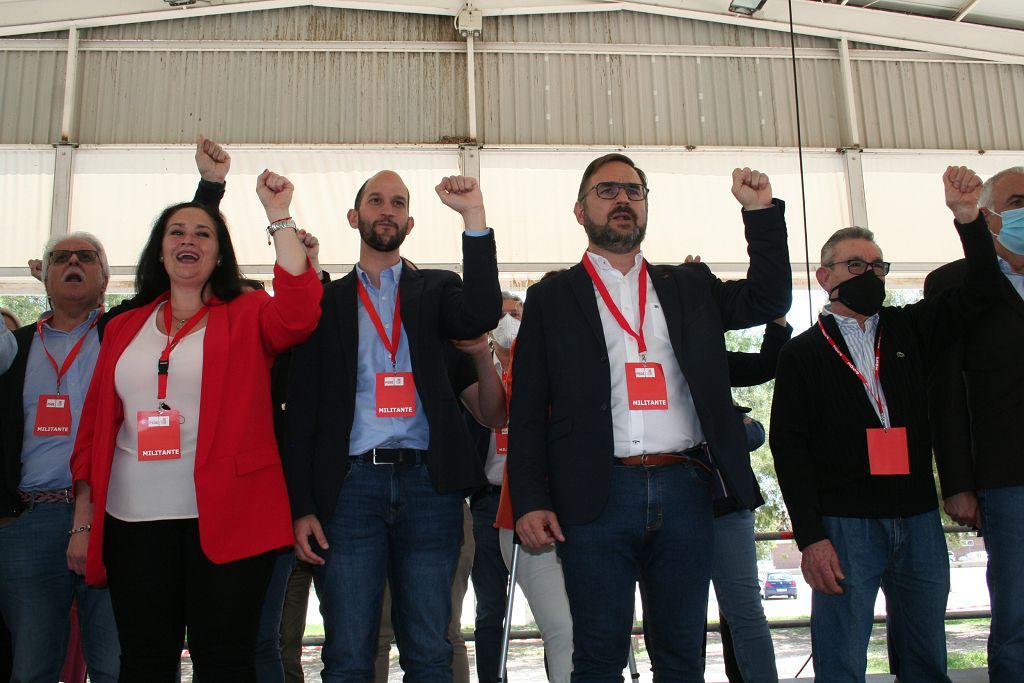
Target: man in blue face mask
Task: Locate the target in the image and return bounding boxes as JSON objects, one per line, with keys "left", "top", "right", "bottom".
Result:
{"left": 926, "top": 166, "right": 1024, "bottom": 682}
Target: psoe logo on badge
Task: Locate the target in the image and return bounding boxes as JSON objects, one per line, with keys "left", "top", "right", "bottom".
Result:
{"left": 46, "top": 398, "right": 66, "bottom": 409}
{"left": 148, "top": 415, "right": 171, "bottom": 428}
{"left": 384, "top": 376, "right": 405, "bottom": 387}
{"left": 634, "top": 367, "right": 656, "bottom": 379}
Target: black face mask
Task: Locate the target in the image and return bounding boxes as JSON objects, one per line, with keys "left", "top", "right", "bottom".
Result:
{"left": 829, "top": 270, "right": 885, "bottom": 316}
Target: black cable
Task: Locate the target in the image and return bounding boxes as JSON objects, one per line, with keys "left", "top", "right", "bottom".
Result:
{"left": 788, "top": 0, "right": 814, "bottom": 322}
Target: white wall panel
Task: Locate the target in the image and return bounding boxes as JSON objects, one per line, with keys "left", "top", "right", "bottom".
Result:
{"left": 0, "top": 148, "right": 54, "bottom": 271}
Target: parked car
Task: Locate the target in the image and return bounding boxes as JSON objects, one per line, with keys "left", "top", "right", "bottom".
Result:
{"left": 762, "top": 572, "right": 798, "bottom": 599}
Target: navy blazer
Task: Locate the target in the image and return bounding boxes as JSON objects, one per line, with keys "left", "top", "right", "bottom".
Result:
{"left": 926, "top": 258, "right": 1024, "bottom": 495}
{"left": 507, "top": 201, "right": 792, "bottom": 526}
{"left": 282, "top": 232, "right": 502, "bottom": 524}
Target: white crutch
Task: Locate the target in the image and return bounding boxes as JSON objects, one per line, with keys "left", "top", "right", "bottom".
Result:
{"left": 497, "top": 541, "right": 522, "bottom": 683}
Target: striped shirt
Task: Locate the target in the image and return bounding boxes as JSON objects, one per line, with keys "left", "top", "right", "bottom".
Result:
{"left": 823, "top": 307, "right": 890, "bottom": 428}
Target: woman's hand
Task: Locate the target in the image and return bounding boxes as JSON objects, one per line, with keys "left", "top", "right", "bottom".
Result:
{"left": 257, "top": 169, "right": 294, "bottom": 223}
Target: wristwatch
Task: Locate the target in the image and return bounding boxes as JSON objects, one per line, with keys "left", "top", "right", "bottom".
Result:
{"left": 266, "top": 218, "right": 297, "bottom": 244}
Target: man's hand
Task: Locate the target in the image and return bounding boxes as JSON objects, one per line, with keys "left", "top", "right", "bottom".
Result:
{"left": 800, "top": 539, "right": 845, "bottom": 595}
{"left": 293, "top": 514, "right": 328, "bottom": 565}
{"left": 731, "top": 167, "right": 773, "bottom": 211}
{"left": 944, "top": 166, "right": 983, "bottom": 225}
{"left": 435, "top": 175, "right": 486, "bottom": 231}
{"left": 944, "top": 491, "right": 981, "bottom": 529}
{"left": 296, "top": 229, "right": 321, "bottom": 275}
{"left": 27, "top": 259, "right": 42, "bottom": 282}
{"left": 66, "top": 531, "right": 89, "bottom": 576}
{"left": 515, "top": 510, "right": 565, "bottom": 550}
{"left": 257, "top": 169, "right": 294, "bottom": 223}
{"left": 195, "top": 135, "right": 230, "bottom": 183}
{"left": 684, "top": 254, "right": 701, "bottom": 264}
{"left": 452, "top": 333, "right": 492, "bottom": 360}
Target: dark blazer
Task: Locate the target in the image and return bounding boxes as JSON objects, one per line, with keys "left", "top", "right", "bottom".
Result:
{"left": 925, "top": 258, "right": 1024, "bottom": 495}
{"left": 282, "top": 232, "right": 502, "bottom": 524}
{"left": 0, "top": 325, "right": 40, "bottom": 517}
{"left": 507, "top": 201, "right": 792, "bottom": 526}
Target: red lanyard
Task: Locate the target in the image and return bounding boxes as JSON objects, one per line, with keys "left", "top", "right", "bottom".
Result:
{"left": 158, "top": 302, "right": 209, "bottom": 402}
{"left": 356, "top": 278, "right": 402, "bottom": 369}
{"left": 581, "top": 252, "right": 649, "bottom": 357}
{"left": 35, "top": 313, "right": 100, "bottom": 395}
{"left": 817, "top": 318, "right": 888, "bottom": 428}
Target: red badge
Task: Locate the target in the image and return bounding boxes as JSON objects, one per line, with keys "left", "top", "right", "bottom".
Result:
{"left": 34, "top": 395, "right": 72, "bottom": 436}
{"left": 137, "top": 410, "right": 182, "bottom": 461}
{"left": 866, "top": 427, "right": 909, "bottom": 475}
{"left": 495, "top": 427, "right": 509, "bottom": 456}
{"left": 625, "top": 362, "right": 669, "bottom": 410}
{"left": 376, "top": 372, "right": 417, "bottom": 418}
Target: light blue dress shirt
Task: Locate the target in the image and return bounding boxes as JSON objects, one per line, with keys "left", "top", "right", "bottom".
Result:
{"left": 998, "top": 256, "right": 1024, "bottom": 301}
{"left": 0, "top": 323, "right": 16, "bottom": 374}
{"left": 349, "top": 261, "right": 430, "bottom": 455}
{"left": 20, "top": 308, "right": 102, "bottom": 491}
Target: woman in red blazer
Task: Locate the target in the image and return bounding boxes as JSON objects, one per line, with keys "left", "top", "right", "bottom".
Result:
{"left": 68, "top": 169, "right": 321, "bottom": 681}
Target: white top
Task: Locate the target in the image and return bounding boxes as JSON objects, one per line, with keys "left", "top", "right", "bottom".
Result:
{"left": 106, "top": 304, "right": 204, "bottom": 521}
{"left": 586, "top": 251, "right": 704, "bottom": 457}
{"left": 483, "top": 353, "right": 506, "bottom": 486}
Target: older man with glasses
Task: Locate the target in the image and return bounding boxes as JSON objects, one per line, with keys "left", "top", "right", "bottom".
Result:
{"left": 0, "top": 232, "right": 121, "bottom": 682}
{"left": 769, "top": 167, "right": 1004, "bottom": 682}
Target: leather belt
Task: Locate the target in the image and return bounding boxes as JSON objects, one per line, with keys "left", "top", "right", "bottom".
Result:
{"left": 18, "top": 488, "right": 74, "bottom": 505}
{"left": 351, "top": 448, "right": 426, "bottom": 466}
{"left": 615, "top": 445, "right": 713, "bottom": 474}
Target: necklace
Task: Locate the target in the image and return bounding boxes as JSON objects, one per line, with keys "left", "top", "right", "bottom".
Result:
{"left": 175, "top": 317, "right": 188, "bottom": 330}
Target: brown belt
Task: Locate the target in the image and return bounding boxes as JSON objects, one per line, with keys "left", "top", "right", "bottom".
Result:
{"left": 18, "top": 488, "right": 74, "bottom": 505}
{"left": 616, "top": 450, "right": 712, "bottom": 474}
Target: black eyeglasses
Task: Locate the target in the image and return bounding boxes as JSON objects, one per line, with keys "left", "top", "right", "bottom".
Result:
{"left": 825, "top": 258, "right": 891, "bottom": 276}
{"left": 49, "top": 249, "right": 100, "bottom": 265}
{"left": 580, "top": 182, "right": 650, "bottom": 202}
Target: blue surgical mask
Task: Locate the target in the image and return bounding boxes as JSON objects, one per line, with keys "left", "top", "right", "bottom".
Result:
{"left": 991, "top": 206, "right": 1024, "bottom": 255}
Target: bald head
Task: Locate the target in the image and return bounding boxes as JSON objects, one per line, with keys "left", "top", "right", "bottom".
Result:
{"left": 354, "top": 170, "right": 410, "bottom": 211}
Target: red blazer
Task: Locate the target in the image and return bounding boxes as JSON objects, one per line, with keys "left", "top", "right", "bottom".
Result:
{"left": 71, "top": 265, "right": 322, "bottom": 585}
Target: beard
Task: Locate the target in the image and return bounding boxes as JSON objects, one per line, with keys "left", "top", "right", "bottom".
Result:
{"left": 358, "top": 215, "right": 409, "bottom": 253}
{"left": 583, "top": 205, "right": 646, "bottom": 254}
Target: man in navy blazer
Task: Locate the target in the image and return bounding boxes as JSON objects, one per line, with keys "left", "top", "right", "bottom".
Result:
{"left": 926, "top": 165, "right": 1024, "bottom": 682}
{"left": 508, "top": 154, "right": 791, "bottom": 681}
{"left": 283, "top": 170, "right": 501, "bottom": 682}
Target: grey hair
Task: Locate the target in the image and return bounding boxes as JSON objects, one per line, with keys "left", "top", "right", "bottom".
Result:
{"left": 979, "top": 166, "right": 1024, "bottom": 210}
{"left": 820, "top": 226, "right": 877, "bottom": 266}
{"left": 41, "top": 231, "right": 111, "bottom": 284}
{"left": 501, "top": 290, "right": 522, "bottom": 303}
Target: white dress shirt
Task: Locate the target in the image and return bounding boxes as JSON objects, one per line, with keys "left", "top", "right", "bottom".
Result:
{"left": 586, "top": 251, "right": 704, "bottom": 457}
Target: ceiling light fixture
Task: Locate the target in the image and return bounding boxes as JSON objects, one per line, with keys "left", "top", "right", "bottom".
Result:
{"left": 728, "top": 0, "right": 768, "bottom": 16}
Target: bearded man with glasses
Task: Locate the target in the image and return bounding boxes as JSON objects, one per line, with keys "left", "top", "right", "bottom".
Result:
{"left": 509, "top": 153, "right": 792, "bottom": 681}
{"left": 770, "top": 166, "right": 1004, "bottom": 682}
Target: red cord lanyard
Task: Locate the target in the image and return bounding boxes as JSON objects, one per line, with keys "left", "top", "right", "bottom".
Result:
{"left": 581, "top": 252, "right": 650, "bottom": 359}
{"left": 356, "top": 278, "right": 402, "bottom": 370}
{"left": 158, "top": 303, "right": 208, "bottom": 405}
{"left": 817, "top": 318, "right": 889, "bottom": 429}
{"left": 35, "top": 314, "right": 100, "bottom": 395}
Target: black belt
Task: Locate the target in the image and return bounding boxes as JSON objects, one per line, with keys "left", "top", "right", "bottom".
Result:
{"left": 350, "top": 448, "right": 426, "bottom": 465}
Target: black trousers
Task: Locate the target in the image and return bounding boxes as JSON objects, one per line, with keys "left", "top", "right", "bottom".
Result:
{"left": 103, "top": 514, "right": 275, "bottom": 682}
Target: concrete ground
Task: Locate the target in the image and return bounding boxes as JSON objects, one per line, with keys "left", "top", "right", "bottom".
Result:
{"left": 179, "top": 620, "right": 989, "bottom": 681}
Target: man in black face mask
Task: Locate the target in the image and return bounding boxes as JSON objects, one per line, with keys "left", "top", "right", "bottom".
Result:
{"left": 769, "top": 166, "right": 1003, "bottom": 682}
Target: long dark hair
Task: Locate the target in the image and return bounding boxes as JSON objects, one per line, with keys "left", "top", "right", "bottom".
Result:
{"left": 133, "top": 202, "right": 245, "bottom": 306}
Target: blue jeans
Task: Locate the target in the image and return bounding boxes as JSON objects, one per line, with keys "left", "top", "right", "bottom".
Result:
{"left": 316, "top": 462, "right": 463, "bottom": 683}
{"left": 712, "top": 509, "right": 777, "bottom": 683}
{"left": 470, "top": 489, "right": 509, "bottom": 683}
{"left": 255, "top": 549, "right": 296, "bottom": 683}
{"left": 811, "top": 510, "right": 950, "bottom": 683}
{"left": 0, "top": 501, "right": 119, "bottom": 683}
{"left": 978, "top": 485, "right": 1024, "bottom": 683}
{"left": 557, "top": 461, "right": 713, "bottom": 683}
